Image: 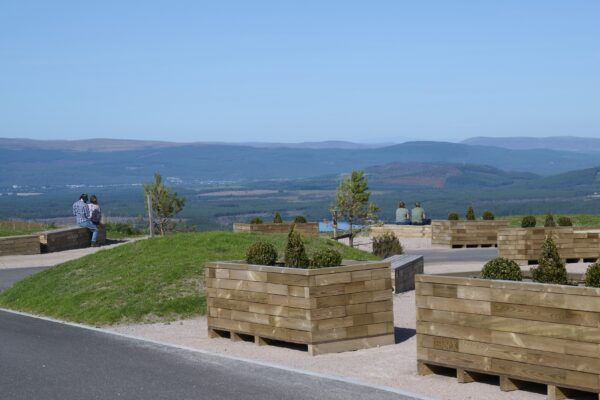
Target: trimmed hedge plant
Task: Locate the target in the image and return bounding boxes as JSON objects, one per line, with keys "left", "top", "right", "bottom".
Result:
{"left": 531, "top": 236, "right": 568, "bottom": 285}
{"left": 310, "top": 248, "right": 342, "bottom": 269}
{"left": 585, "top": 262, "right": 600, "bottom": 288}
{"left": 481, "top": 257, "right": 522, "bottom": 281}
{"left": 521, "top": 215, "right": 537, "bottom": 228}
{"left": 466, "top": 206, "right": 476, "bottom": 221}
{"left": 448, "top": 213, "right": 459, "bottom": 221}
{"left": 246, "top": 241, "right": 278, "bottom": 266}
{"left": 482, "top": 211, "right": 495, "bottom": 220}
{"left": 372, "top": 232, "right": 403, "bottom": 258}
{"left": 558, "top": 216, "right": 573, "bottom": 227}
{"left": 293, "top": 215, "right": 307, "bottom": 223}
{"left": 544, "top": 213, "right": 556, "bottom": 227}
{"left": 249, "top": 217, "right": 263, "bottom": 224}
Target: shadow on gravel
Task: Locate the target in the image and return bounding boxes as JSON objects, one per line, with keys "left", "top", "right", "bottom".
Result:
{"left": 394, "top": 327, "right": 416, "bottom": 344}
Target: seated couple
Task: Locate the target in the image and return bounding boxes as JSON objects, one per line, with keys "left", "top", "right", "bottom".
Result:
{"left": 72, "top": 193, "right": 103, "bottom": 247}
{"left": 395, "top": 201, "right": 430, "bottom": 225}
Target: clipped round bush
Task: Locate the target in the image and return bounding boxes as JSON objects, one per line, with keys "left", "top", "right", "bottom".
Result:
{"left": 585, "top": 262, "right": 600, "bottom": 287}
{"left": 544, "top": 213, "right": 556, "bottom": 227}
{"left": 273, "top": 212, "right": 283, "bottom": 223}
{"left": 372, "top": 232, "right": 403, "bottom": 258}
{"left": 245, "top": 241, "right": 278, "bottom": 266}
{"left": 284, "top": 226, "right": 309, "bottom": 268}
{"left": 293, "top": 215, "right": 307, "bottom": 223}
{"left": 531, "top": 236, "right": 568, "bottom": 285}
{"left": 521, "top": 215, "right": 537, "bottom": 228}
{"left": 481, "top": 258, "right": 522, "bottom": 281}
{"left": 465, "top": 206, "right": 476, "bottom": 221}
{"left": 558, "top": 216, "right": 573, "bottom": 227}
{"left": 482, "top": 211, "right": 495, "bottom": 220}
{"left": 249, "top": 217, "right": 263, "bottom": 224}
{"left": 448, "top": 212, "right": 459, "bottom": 221}
{"left": 310, "top": 248, "right": 342, "bottom": 269}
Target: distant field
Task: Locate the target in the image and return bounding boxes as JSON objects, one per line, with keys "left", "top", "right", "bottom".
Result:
{"left": 0, "top": 220, "right": 55, "bottom": 237}
{"left": 498, "top": 214, "right": 600, "bottom": 227}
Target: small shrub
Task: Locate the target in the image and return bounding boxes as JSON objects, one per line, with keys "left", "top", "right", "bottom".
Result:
{"left": 481, "top": 258, "right": 522, "bottom": 281}
{"left": 104, "top": 222, "right": 143, "bottom": 236}
{"left": 544, "top": 213, "right": 556, "bottom": 227}
{"left": 245, "top": 241, "right": 278, "bottom": 266}
{"left": 465, "top": 206, "right": 476, "bottom": 221}
{"left": 310, "top": 248, "right": 342, "bottom": 269}
{"left": 284, "top": 226, "right": 309, "bottom": 268}
{"left": 585, "top": 262, "right": 600, "bottom": 287}
{"left": 249, "top": 217, "right": 263, "bottom": 224}
{"left": 521, "top": 215, "right": 537, "bottom": 228}
{"left": 273, "top": 212, "right": 283, "bottom": 223}
{"left": 531, "top": 236, "right": 568, "bottom": 285}
{"left": 558, "top": 216, "right": 573, "bottom": 227}
{"left": 372, "top": 232, "right": 403, "bottom": 258}
{"left": 482, "top": 211, "right": 495, "bottom": 220}
{"left": 293, "top": 215, "right": 307, "bottom": 223}
{"left": 448, "top": 213, "right": 459, "bottom": 221}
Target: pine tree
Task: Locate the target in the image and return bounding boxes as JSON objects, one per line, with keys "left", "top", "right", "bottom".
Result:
{"left": 531, "top": 235, "right": 568, "bottom": 284}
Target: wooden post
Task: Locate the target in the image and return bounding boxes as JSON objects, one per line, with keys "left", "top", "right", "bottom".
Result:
{"left": 147, "top": 194, "right": 154, "bottom": 238}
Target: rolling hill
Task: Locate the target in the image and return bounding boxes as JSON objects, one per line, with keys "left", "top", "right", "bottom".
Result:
{"left": 463, "top": 136, "right": 600, "bottom": 153}
{"left": 2, "top": 139, "right": 600, "bottom": 187}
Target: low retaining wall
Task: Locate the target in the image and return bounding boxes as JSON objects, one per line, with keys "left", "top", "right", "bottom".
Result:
{"left": 40, "top": 226, "right": 106, "bottom": 253}
{"left": 417, "top": 274, "right": 600, "bottom": 396}
{"left": 233, "top": 223, "right": 319, "bottom": 236}
{"left": 206, "top": 260, "right": 394, "bottom": 355}
{"left": 432, "top": 220, "right": 510, "bottom": 247}
{"left": 370, "top": 224, "right": 432, "bottom": 239}
{"left": 498, "top": 226, "right": 600, "bottom": 265}
{"left": 0, "top": 234, "right": 41, "bottom": 256}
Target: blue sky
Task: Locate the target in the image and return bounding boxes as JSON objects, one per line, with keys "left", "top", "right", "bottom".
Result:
{"left": 1, "top": 1, "right": 599, "bottom": 143}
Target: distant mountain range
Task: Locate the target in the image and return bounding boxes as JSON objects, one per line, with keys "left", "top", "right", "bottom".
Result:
{"left": 0, "top": 138, "right": 389, "bottom": 152}
{"left": 463, "top": 136, "right": 600, "bottom": 153}
{"left": 2, "top": 138, "right": 600, "bottom": 187}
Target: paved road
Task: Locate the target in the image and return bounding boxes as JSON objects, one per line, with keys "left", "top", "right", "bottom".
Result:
{"left": 405, "top": 247, "right": 497, "bottom": 263}
{"left": 0, "top": 266, "right": 49, "bottom": 291}
{"left": 0, "top": 311, "right": 418, "bottom": 400}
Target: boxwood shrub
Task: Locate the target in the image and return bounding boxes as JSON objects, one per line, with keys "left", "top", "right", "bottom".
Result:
{"left": 481, "top": 257, "right": 522, "bottom": 281}
{"left": 246, "top": 241, "right": 278, "bottom": 266}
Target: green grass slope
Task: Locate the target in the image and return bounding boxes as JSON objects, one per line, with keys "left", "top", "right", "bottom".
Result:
{"left": 0, "top": 232, "right": 378, "bottom": 325}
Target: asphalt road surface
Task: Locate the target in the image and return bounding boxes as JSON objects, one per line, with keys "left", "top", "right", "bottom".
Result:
{"left": 0, "top": 266, "right": 49, "bottom": 292}
{"left": 405, "top": 247, "right": 497, "bottom": 263}
{"left": 0, "top": 310, "right": 421, "bottom": 400}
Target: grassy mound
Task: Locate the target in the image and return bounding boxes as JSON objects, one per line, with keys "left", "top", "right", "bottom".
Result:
{"left": 0, "top": 232, "right": 378, "bottom": 325}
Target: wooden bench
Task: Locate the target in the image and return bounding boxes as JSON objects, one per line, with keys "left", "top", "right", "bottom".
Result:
{"left": 40, "top": 226, "right": 106, "bottom": 253}
{"left": 0, "top": 234, "right": 41, "bottom": 256}
{"left": 386, "top": 254, "right": 424, "bottom": 293}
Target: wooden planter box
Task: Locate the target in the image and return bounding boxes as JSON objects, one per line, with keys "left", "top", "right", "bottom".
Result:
{"left": 206, "top": 260, "right": 394, "bottom": 355}
{"left": 370, "top": 224, "right": 432, "bottom": 239}
{"left": 0, "top": 234, "right": 41, "bottom": 256}
{"left": 40, "top": 226, "right": 106, "bottom": 253}
{"left": 233, "top": 223, "right": 319, "bottom": 236}
{"left": 416, "top": 274, "right": 600, "bottom": 397}
{"left": 498, "top": 227, "right": 600, "bottom": 265}
{"left": 432, "top": 220, "right": 510, "bottom": 247}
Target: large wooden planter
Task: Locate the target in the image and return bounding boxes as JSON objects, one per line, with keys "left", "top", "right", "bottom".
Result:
{"left": 206, "top": 260, "right": 394, "bottom": 355}
{"left": 416, "top": 274, "right": 600, "bottom": 397}
{"left": 432, "top": 220, "right": 510, "bottom": 247}
{"left": 498, "top": 226, "right": 600, "bottom": 265}
{"left": 40, "top": 226, "right": 106, "bottom": 253}
{"left": 0, "top": 234, "right": 41, "bottom": 256}
{"left": 370, "top": 224, "right": 432, "bottom": 239}
{"left": 233, "top": 223, "right": 319, "bottom": 236}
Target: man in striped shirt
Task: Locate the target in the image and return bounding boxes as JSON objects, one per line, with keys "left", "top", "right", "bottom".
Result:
{"left": 72, "top": 193, "right": 99, "bottom": 246}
